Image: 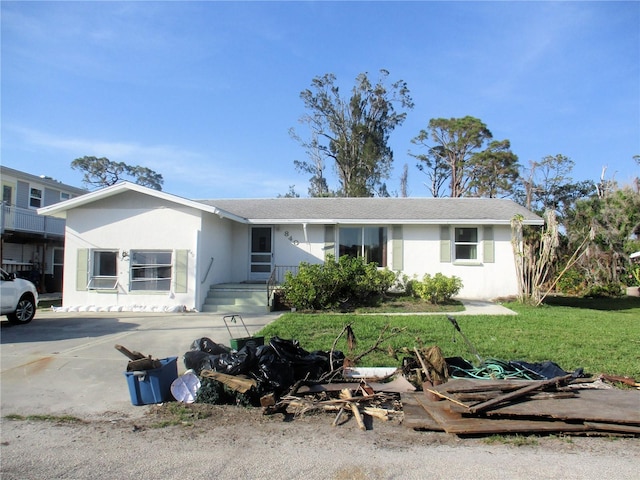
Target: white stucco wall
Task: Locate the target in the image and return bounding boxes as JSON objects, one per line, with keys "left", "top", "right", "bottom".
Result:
{"left": 198, "top": 213, "right": 236, "bottom": 306}
{"left": 273, "top": 224, "right": 325, "bottom": 266}
{"left": 62, "top": 192, "right": 201, "bottom": 309}
{"left": 402, "top": 224, "right": 517, "bottom": 299}
{"left": 268, "top": 223, "right": 519, "bottom": 300}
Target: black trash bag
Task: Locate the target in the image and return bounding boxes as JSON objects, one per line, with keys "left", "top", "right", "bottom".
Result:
{"left": 225, "top": 344, "right": 258, "bottom": 375}
{"left": 184, "top": 350, "right": 218, "bottom": 374}
{"left": 190, "top": 337, "right": 231, "bottom": 355}
{"left": 255, "top": 345, "right": 296, "bottom": 394}
{"left": 268, "top": 336, "right": 341, "bottom": 382}
{"left": 509, "top": 360, "right": 569, "bottom": 380}
{"left": 183, "top": 344, "right": 258, "bottom": 376}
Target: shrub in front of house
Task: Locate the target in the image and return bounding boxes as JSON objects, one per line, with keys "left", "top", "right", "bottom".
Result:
{"left": 555, "top": 267, "right": 586, "bottom": 296}
{"left": 583, "top": 282, "right": 625, "bottom": 298}
{"left": 408, "top": 273, "right": 462, "bottom": 304}
{"left": 281, "top": 255, "right": 396, "bottom": 311}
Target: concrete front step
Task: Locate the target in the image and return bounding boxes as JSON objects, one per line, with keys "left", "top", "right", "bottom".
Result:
{"left": 202, "top": 284, "right": 269, "bottom": 314}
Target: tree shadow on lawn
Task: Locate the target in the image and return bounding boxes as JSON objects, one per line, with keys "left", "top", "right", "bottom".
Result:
{"left": 543, "top": 295, "right": 640, "bottom": 311}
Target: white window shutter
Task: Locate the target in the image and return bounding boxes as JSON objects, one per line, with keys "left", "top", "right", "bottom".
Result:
{"left": 440, "top": 226, "right": 451, "bottom": 263}
{"left": 76, "top": 249, "right": 88, "bottom": 291}
{"left": 174, "top": 250, "right": 188, "bottom": 293}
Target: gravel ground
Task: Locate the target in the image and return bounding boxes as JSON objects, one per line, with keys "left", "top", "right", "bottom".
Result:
{"left": 2, "top": 404, "right": 639, "bottom": 480}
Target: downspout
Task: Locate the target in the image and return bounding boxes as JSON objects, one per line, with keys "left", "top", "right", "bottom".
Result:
{"left": 302, "top": 223, "right": 309, "bottom": 244}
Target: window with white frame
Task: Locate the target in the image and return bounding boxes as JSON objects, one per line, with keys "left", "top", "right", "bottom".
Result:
{"left": 130, "top": 250, "right": 172, "bottom": 291}
{"left": 454, "top": 227, "right": 478, "bottom": 261}
{"left": 88, "top": 250, "right": 118, "bottom": 289}
{"left": 338, "top": 227, "right": 387, "bottom": 266}
{"left": 29, "top": 187, "right": 42, "bottom": 208}
{"left": 60, "top": 192, "right": 71, "bottom": 201}
{"left": 3, "top": 185, "right": 12, "bottom": 205}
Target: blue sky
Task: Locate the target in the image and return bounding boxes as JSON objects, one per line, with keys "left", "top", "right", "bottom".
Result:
{"left": 2, "top": 1, "right": 638, "bottom": 199}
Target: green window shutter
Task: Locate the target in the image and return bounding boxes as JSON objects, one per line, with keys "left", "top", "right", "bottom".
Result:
{"left": 392, "top": 226, "right": 403, "bottom": 270}
{"left": 483, "top": 226, "right": 495, "bottom": 263}
{"left": 324, "top": 225, "right": 335, "bottom": 260}
{"left": 440, "top": 226, "right": 451, "bottom": 263}
{"left": 174, "top": 250, "right": 188, "bottom": 293}
{"left": 76, "top": 249, "right": 88, "bottom": 291}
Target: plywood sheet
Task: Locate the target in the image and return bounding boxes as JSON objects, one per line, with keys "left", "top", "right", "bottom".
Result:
{"left": 403, "top": 392, "right": 587, "bottom": 435}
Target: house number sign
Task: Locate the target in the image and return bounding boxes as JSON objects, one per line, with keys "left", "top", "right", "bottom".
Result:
{"left": 283, "top": 231, "right": 300, "bottom": 245}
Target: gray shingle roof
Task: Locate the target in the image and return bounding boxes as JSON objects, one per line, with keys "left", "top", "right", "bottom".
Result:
{"left": 196, "top": 197, "right": 543, "bottom": 225}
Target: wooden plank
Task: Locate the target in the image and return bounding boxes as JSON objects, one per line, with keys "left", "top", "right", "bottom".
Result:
{"left": 399, "top": 392, "right": 443, "bottom": 431}
{"left": 584, "top": 422, "right": 640, "bottom": 435}
{"left": 410, "top": 392, "right": 588, "bottom": 435}
{"left": 452, "top": 388, "right": 640, "bottom": 426}
{"left": 433, "top": 378, "right": 533, "bottom": 394}
{"left": 468, "top": 373, "right": 575, "bottom": 413}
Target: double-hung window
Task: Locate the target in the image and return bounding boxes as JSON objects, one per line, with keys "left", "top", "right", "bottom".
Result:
{"left": 130, "top": 250, "right": 172, "bottom": 291}
{"left": 29, "top": 188, "right": 42, "bottom": 208}
{"left": 454, "top": 228, "right": 478, "bottom": 261}
{"left": 88, "top": 250, "right": 118, "bottom": 289}
{"left": 338, "top": 227, "right": 387, "bottom": 267}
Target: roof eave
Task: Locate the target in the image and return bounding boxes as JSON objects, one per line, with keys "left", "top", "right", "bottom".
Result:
{"left": 37, "top": 182, "right": 249, "bottom": 223}
{"left": 244, "top": 218, "right": 544, "bottom": 226}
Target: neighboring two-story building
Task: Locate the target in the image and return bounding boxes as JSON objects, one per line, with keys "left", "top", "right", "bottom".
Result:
{"left": 1, "top": 165, "right": 86, "bottom": 293}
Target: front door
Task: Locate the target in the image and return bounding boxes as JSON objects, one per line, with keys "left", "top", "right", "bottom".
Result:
{"left": 249, "top": 227, "right": 273, "bottom": 281}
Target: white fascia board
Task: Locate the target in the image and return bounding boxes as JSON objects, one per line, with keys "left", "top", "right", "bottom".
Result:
{"left": 37, "top": 181, "right": 249, "bottom": 223}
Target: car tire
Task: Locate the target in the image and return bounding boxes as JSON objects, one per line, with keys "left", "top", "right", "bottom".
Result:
{"left": 7, "top": 294, "right": 36, "bottom": 325}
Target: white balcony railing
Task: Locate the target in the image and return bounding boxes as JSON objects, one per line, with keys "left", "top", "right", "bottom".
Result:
{"left": 1, "top": 203, "right": 65, "bottom": 237}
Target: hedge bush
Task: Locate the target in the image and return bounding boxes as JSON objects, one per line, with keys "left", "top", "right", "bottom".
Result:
{"left": 407, "top": 273, "right": 462, "bottom": 304}
{"left": 281, "top": 255, "right": 396, "bottom": 311}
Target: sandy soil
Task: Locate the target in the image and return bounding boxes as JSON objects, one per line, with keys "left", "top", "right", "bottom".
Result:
{"left": 2, "top": 403, "right": 639, "bottom": 480}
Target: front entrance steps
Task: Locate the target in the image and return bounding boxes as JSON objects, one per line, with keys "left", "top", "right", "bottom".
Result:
{"left": 201, "top": 283, "right": 269, "bottom": 314}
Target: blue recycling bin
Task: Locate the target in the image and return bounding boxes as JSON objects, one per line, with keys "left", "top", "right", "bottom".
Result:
{"left": 124, "top": 356, "right": 178, "bottom": 406}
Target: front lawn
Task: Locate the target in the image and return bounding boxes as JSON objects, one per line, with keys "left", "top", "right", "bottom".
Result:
{"left": 258, "top": 296, "right": 640, "bottom": 378}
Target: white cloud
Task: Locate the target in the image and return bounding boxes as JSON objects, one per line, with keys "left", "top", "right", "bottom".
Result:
{"left": 4, "top": 124, "right": 297, "bottom": 198}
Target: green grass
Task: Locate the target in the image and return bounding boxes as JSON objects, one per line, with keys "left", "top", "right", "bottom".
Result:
{"left": 483, "top": 434, "right": 540, "bottom": 447}
{"left": 5, "top": 413, "right": 85, "bottom": 424}
{"left": 148, "top": 403, "right": 213, "bottom": 428}
{"left": 258, "top": 296, "right": 640, "bottom": 378}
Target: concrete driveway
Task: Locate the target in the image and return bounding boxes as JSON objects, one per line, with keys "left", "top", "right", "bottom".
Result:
{"left": 1, "top": 310, "right": 280, "bottom": 418}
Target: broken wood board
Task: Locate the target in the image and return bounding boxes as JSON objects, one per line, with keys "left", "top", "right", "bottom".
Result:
{"left": 401, "top": 378, "right": 640, "bottom": 435}
{"left": 412, "top": 392, "right": 587, "bottom": 435}
{"left": 403, "top": 391, "right": 589, "bottom": 435}
{"left": 400, "top": 392, "right": 443, "bottom": 431}
{"left": 584, "top": 422, "right": 640, "bottom": 435}
{"left": 200, "top": 370, "right": 256, "bottom": 393}
{"left": 448, "top": 387, "right": 640, "bottom": 426}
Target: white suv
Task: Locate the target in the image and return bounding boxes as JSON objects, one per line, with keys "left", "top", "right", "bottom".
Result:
{"left": 1, "top": 268, "right": 39, "bottom": 324}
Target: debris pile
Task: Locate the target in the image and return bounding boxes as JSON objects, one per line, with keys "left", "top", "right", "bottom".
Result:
{"left": 178, "top": 321, "right": 411, "bottom": 428}
{"left": 402, "top": 375, "right": 640, "bottom": 436}
{"left": 123, "top": 314, "right": 639, "bottom": 436}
